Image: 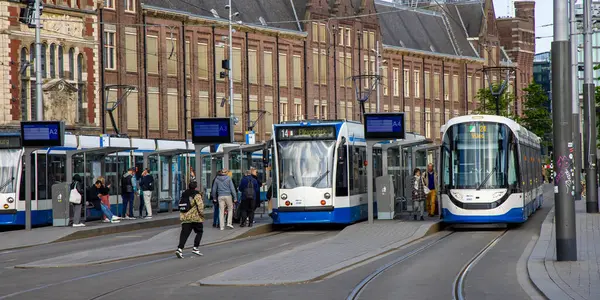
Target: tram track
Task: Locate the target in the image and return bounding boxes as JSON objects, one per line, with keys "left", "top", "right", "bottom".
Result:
{"left": 346, "top": 229, "right": 508, "bottom": 300}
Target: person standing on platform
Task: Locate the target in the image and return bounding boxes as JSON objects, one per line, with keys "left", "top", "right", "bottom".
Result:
{"left": 411, "top": 168, "right": 426, "bottom": 221}
{"left": 140, "top": 168, "right": 155, "bottom": 219}
{"left": 121, "top": 168, "right": 136, "bottom": 220}
{"left": 175, "top": 181, "right": 204, "bottom": 258}
{"left": 250, "top": 167, "right": 262, "bottom": 223}
{"left": 211, "top": 169, "right": 237, "bottom": 230}
{"left": 209, "top": 171, "right": 221, "bottom": 228}
{"left": 426, "top": 163, "right": 437, "bottom": 217}
{"left": 238, "top": 170, "right": 259, "bottom": 227}
{"left": 70, "top": 174, "right": 85, "bottom": 227}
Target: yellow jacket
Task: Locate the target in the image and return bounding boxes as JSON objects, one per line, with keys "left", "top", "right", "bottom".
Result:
{"left": 180, "top": 192, "right": 205, "bottom": 223}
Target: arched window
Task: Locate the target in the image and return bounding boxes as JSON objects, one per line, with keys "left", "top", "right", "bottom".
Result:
{"left": 41, "top": 43, "right": 47, "bottom": 78}
{"left": 58, "top": 45, "right": 64, "bottom": 78}
{"left": 20, "top": 47, "right": 29, "bottom": 121}
{"left": 77, "top": 53, "right": 83, "bottom": 82}
{"left": 68, "top": 48, "right": 75, "bottom": 80}
{"left": 29, "top": 43, "right": 35, "bottom": 77}
{"left": 49, "top": 44, "right": 55, "bottom": 78}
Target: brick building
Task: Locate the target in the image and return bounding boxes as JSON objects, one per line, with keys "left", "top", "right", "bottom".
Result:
{"left": 0, "top": 0, "right": 99, "bottom": 133}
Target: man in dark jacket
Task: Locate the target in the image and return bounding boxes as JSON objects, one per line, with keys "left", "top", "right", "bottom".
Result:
{"left": 140, "top": 168, "right": 154, "bottom": 219}
{"left": 238, "top": 170, "right": 259, "bottom": 227}
{"left": 70, "top": 174, "right": 85, "bottom": 227}
{"left": 88, "top": 180, "right": 120, "bottom": 223}
{"left": 121, "top": 168, "right": 136, "bottom": 219}
{"left": 250, "top": 168, "right": 263, "bottom": 221}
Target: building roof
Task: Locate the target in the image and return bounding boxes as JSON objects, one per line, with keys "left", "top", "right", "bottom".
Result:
{"left": 375, "top": 2, "right": 478, "bottom": 58}
{"left": 444, "top": 2, "right": 485, "bottom": 38}
{"left": 142, "top": 0, "right": 306, "bottom": 33}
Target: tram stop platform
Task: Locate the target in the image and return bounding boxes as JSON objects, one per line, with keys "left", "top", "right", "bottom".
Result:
{"left": 0, "top": 209, "right": 194, "bottom": 252}
{"left": 528, "top": 199, "right": 600, "bottom": 300}
{"left": 15, "top": 215, "right": 273, "bottom": 268}
{"left": 198, "top": 215, "right": 443, "bottom": 286}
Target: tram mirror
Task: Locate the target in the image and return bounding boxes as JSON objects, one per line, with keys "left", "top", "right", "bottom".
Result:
{"left": 20, "top": 121, "right": 65, "bottom": 147}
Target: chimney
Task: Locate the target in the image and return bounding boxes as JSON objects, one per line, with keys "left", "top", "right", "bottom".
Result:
{"left": 514, "top": 1, "right": 535, "bottom": 25}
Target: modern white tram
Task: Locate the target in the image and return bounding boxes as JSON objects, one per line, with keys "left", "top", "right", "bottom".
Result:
{"left": 270, "top": 120, "right": 384, "bottom": 225}
{"left": 439, "top": 115, "right": 544, "bottom": 224}
{"left": 0, "top": 133, "right": 268, "bottom": 227}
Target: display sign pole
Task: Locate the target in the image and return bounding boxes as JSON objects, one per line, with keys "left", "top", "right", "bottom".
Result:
{"left": 24, "top": 148, "right": 37, "bottom": 231}
{"left": 367, "top": 141, "right": 376, "bottom": 224}
{"left": 194, "top": 144, "right": 207, "bottom": 191}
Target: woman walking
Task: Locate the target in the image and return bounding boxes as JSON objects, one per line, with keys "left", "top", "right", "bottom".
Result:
{"left": 175, "top": 181, "right": 205, "bottom": 258}
{"left": 411, "top": 168, "right": 427, "bottom": 221}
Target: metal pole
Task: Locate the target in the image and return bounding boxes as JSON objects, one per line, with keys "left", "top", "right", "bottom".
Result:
{"left": 552, "top": 0, "right": 577, "bottom": 261}
{"left": 367, "top": 141, "right": 375, "bottom": 224}
{"left": 495, "top": 95, "right": 500, "bottom": 116}
{"left": 34, "top": 0, "right": 43, "bottom": 120}
{"left": 25, "top": 149, "right": 33, "bottom": 230}
{"left": 583, "top": 0, "right": 598, "bottom": 213}
{"left": 376, "top": 43, "right": 381, "bottom": 113}
{"left": 571, "top": 0, "right": 583, "bottom": 201}
{"left": 228, "top": 0, "right": 234, "bottom": 125}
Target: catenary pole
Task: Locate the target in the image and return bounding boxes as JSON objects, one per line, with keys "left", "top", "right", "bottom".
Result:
{"left": 570, "top": 0, "right": 582, "bottom": 201}
{"left": 552, "top": 0, "right": 577, "bottom": 261}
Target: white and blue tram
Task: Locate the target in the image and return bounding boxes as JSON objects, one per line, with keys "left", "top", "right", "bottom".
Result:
{"left": 0, "top": 133, "right": 268, "bottom": 227}
{"left": 439, "top": 115, "right": 543, "bottom": 224}
{"left": 270, "top": 120, "right": 383, "bottom": 225}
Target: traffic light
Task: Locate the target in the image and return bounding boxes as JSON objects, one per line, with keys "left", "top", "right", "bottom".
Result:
{"left": 222, "top": 59, "right": 230, "bottom": 70}
{"left": 19, "top": 0, "right": 43, "bottom": 28}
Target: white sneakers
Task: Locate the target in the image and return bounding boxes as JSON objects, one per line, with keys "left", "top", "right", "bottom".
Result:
{"left": 72, "top": 223, "right": 86, "bottom": 227}
{"left": 226, "top": 225, "right": 234, "bottom": 229}
{"left": 144, "top": 216, "right": 153, "bottom": 219}
{"left": 192, "top": 247, "right": 203, "bottom": 256}
{"left": 176, "top": 248, "right": 203, "bottom": 258}
{"left": 111, "top": 216, "right": 121, "bottom": 223}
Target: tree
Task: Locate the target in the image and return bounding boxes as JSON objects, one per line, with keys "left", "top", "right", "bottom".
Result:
{"left": 521, "top": 82, "right": 552, "bottom": 148}
{"left": 472, "top": 84, "right": 518, "bottom": 119}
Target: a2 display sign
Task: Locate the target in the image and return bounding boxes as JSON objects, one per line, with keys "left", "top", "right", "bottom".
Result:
{"left": 191, "top": 117, "right": 234, "bottom": 144}
{"left": 363, "top": 113, "right": 405, "bottom": 140}
{"left": 20, "top": 121, "right": 65, "bottom": 147}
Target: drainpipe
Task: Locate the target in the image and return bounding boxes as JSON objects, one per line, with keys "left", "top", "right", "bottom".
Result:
{"left": 276, "top": 35, "right": 280, "bottom": 120}
{"left": 245, "top": 32, "right": 250, "bottom": 131}
{"left": 464, "top": 63, "right": 468, "bottom": 113}
{"left": 99, "top": 7, "right": 105, "bottom": 134}
{"left": 358, "top": 32, "right": 362, "bottom": 119}
{"left": 442, "top": 61, "right": 446, "bottom": 122}
{"left": 143, "top": 13, "right": 149, "bottom": 138}
{"left": 182, "top": 23, "right": 188, "bottom": 140}
{"left": 401, "top": 54, "right": 404, "bottom": 109}
{"left": 333, "top": 25, "right": 338, "bottom": 119}
{"left": 303, "top": 40, "right": 308, "bottom": 119}
{"left": 212, "top": 26, "right": 217, "bottom": 117}
{"left": 422, "top": 57, "right": 425, "bottom": 134}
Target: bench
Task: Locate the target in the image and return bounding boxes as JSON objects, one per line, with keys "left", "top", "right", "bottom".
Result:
{"left": 158, "top": 197, "right": 173, "bottom": 213}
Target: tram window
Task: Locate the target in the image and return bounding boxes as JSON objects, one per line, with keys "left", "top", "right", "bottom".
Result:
{"left": 19, "top": 160, "right": 26, "bottom": 200}
{"left": 36, "top": 154, "right": 47, "bottom": 200}
{"left": 442, "top": 146, "right": 450, "bottom": 190}
{"left": 508, "top": 145, "right": 518, "bottom": 188}
{"left": 336, "top": 140, "right": 349, "bottom": 197}
{"left": 348, "top": 146, "right": 355, "bottom": 194}
{"left": 358, "top": 147, "right": 368, "bottom": 194}
{"left": 47, "top": 155, "right": 66, "bottom": 195}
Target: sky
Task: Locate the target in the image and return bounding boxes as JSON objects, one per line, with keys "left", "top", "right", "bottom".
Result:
{"left": 493, "top": 0, "right": 551, "bottom": 54}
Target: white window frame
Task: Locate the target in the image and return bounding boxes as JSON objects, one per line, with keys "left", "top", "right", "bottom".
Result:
{"left": 125, "top": 0, "right": 136, "bottom": 12}
{"left": 104, "top": 30, "right": 116, "bottom": 70}
{"left": 104, "top": 0, "right": 115, "bottom": 9}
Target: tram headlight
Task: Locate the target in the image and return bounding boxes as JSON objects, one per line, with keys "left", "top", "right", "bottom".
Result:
{"left": 492, "top": 192, "right": 505, "bottom": 200}
{"left": 3, "top": 204, "right": 8, "bottom": 209}
{"left": 281, "top": 193, "right": 288, "bottom": 200}
{"left": 6, "top": 197, "right": 14, "bottom": 203}
{"left": 324, "top": 193, "right": 331, "bottom": 199}
{"left": 450, "top": 190, "right": 463, "bottom": 200}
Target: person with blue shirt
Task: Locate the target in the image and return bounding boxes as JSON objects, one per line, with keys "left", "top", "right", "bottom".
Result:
{"left": 238, "top": 169, "right": 260, "bottom": 227}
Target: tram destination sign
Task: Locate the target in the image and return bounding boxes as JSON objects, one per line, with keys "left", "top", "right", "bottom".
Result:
{"left": 20, "top": 121, "right": 65, "bottom": 147}
{"left": 276, "top": 125, "right": 336, "bottom": 141}
{"left": 364, "top": 113, "right": 405, "bottom": 140}
{"left": 191, "top": 117, "right": 233, "bottom": 144}
{"left": 0, "top": 135, "right": 21, "bottom": 149}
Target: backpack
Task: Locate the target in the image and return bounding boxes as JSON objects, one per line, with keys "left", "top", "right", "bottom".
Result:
{"left": 243, "top": 177, "right": 255, "bottom": 201}
{"left": 178, "top": 191, "right": 198, "bottom": 213}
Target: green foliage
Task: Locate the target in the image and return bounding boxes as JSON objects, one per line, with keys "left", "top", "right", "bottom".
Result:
{"left": 472, "top": 84, "right": 519, "bottom": 120}
{"left": 521, "top": 82, "right": 552, "bottom": 147}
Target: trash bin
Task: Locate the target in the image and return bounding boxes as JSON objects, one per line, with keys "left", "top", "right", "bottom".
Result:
{"left": 52, "top": 182, "right": 71, "bottom": 226}
{"left": 376, "top": 175, "right": 395, "bottom": 220}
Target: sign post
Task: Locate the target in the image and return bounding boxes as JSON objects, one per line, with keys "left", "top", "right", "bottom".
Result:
{"left": 191, "top": 118, "right": 233, "bottom": 190}
{"left": 20, "top": 121, "right": 65, "bottom": 230}
{"left": 363, "top": 113, "right": 405, "bottom": 224}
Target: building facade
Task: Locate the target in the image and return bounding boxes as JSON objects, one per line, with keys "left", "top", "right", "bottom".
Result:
{"left": 533, "top": 51, "right": 551, "bottom": 112}
{"left": 0, "top": 0, "right": 100, "bottom": 134}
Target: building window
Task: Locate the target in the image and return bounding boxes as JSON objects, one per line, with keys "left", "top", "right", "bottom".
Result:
{"left": 198, "top": 43, "right": 208, "bottom": 79}
{"left": 293, "top": 55, "right": 301, "bottom": 88}
{"left": 104, "top": 31, "right": 116, "bottom": 70}
{"left": 148, "top": 88, "right": 160, "bottom": 130}
{"left": 382, "top": 66, "right": 388, "bottom": 96}
{"left": 146, "top": 35, "right": 158, "bottom": 74}
{"left": 279, "top": 100, "right": 288, "bottom": 122}
{"left": 445, "top": 109, "right": 450, "bottom": 123}
{"left": 452, "top": 75, "right": 459, "bottom": 102}
{"left": 444, "top": 74, "right": 450, "bottom": 101}
{"left": 424, "top": 71, "right": 430, "bottom": 99}
{"left": 319, "top": 23, "right": 326, "bottom": 43}
{"left": 29, "top": 43, "right": 35, "bottom": 77}
{"left": 105, "top": 0, "right": 114, "bottom": 9}
{"left": 232, "top": 47, "right": 242, "bottom": 82}
{"left": 475, "top": 76, "right": 481, "bottom": 102}
{"left": 404, "top": 106, "right": 411, "bottom": 132}
{"left": 321, "top": 102, "right": 328, "bottom": 119}
{"left": 294, "top": 99, "right": 303, "bottom": 120}
{"left": 345, "top": 28, "right": 351, "bottom": 47}
{"left": 393, "top": 68, "right": 399, "bottom": 97}
{"left": 248, "top": 49, "right": 257, "bottom": 84}
{"left": 434, "top": 108, "right": 441, "bottom": 139}
{"left": 125, "top": 0, "right": 135, "bottom": 12}
{"left": 41, "top": 43, "right": 47, "bottom": 78}
{"left": 312, "top": 49, "right": 319, "bottom": 84}
{"left": 319, "top": 51, "right": 327, "bottom": 85}
{"left": 312, "top": 22, "right": 318, "bottom": 42}
{"left": 20, "top": 47, "right": 29, "bottom": 121}
{"left": 403, "top": 69, "right": 410, "bottom": 97}
{"left": 49, "top": 44, "right": 55, "bottom": 78}
{"left": 279, "top": 53, "right": 287, "bottom": 87}
{"left": 167, "top": 89, "right": 178, "bottom": 130}
{"left": 425, "top": 108, "right": 431, "bottom": 139}
{"left": 467, "top": 75, "right": 473, "bottom": 102}
{"left": 339, "top": 101, "right": 346, "bottom": 119}
{"left": 185, "top": 41, "right": 190, "bottom": 77}
{"left": 313, "top": 101, "right": 319, "bottom": 119}
{"left": 414, "top": 107, "right": 421, "bottom": 134}
{"left": 433, "top": 72, "right": 440, "bottom": 100}
{"left": 362, "top": 31, "right": 368, "bottom": 49}
{"left": 67, "top": 48, "right": 75, "bottom": 81}
{"left": 414, "top": 70, "right": 420, "bottom": 98}
{"left": 77, "top": 53, "right": 85, "bottom": 124}
{"left": 58, "top": 45, "right": 64, "bottom": 78}
{"left": 339, "top": 27, "right": 344, "bottom": 46}
{"left": 166, "top": 37, "right": 178, "bottom": 76}
{"left": 125, "top": 29, "right": 137, "bottom": 73}
{"left": 345, "top": 53, "right": 352, "bottom": 87}
{"left": 369, "top": 32, "right": 375, "bottom": 50}
{"left": 363, "top": 55, "right": 369, "bottom": 88}
{"left": 264, "top": 51, "right": 273, "bottom": 86}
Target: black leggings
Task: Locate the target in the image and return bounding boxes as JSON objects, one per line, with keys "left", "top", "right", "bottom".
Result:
{"left": 177, "top": 222, "right": 204, "bottom": 249}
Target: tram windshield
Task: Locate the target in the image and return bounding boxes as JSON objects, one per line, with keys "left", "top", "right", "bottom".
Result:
{"left": 277, "top": 140, "right": 335, "bottom": 189}
{"left": 0, "top": 149, "right": 20, "bottom": 193}
{"left": 442, "top": 122, "right": 511, "bottom": 189}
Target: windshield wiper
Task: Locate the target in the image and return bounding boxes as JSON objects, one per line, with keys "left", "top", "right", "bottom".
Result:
{"left": 0, "top": 177, "right": 14, "bottom": 191}
{"left": 311, "top": 170, "right": 330, "bottom": 188}
{"left": 476, "top": 167, "right": 496, "bottom": 190}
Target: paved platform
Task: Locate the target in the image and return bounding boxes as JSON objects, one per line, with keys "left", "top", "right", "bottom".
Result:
{"left": 16, "top": 216, "right": 272, "bottom": 268}
{"left": 198, "top": 218, "right": 443, "bottom": 286}
{"left": 0, "top": 209, "right": 201, "bottom": 251}
{"left": 528, "top": 200, "right": 600, "bottom": 300}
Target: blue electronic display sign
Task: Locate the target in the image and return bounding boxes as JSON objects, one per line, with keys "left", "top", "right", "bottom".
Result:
{"left": 364, "top": 113, "right": 405, "bottom": 140}
{"left": 191, "top": 118, "right": 233, "bottom": 144}
{"left": 20, "top": 121, "right": 65, "bottom": 147}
